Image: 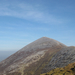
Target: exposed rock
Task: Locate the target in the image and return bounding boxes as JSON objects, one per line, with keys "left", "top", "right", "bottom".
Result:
{"left": 42, "top": 46, "right": 75, "bottom": 73}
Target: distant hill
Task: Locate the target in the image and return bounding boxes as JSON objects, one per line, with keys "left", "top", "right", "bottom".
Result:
{"left": 0, "top": 51, "right": 17, "bottom": 62}
{"left": 0, "top": 37, "right": 75, "bottom": 75}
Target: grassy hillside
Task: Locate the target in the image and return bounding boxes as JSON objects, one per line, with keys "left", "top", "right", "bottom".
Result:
{"left": 41, "top": 62, "right": 75, "bottom": 75}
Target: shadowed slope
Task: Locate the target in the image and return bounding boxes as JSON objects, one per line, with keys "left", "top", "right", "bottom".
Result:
{"left": 42, "top": 46, "right": 75, "bottom": 73}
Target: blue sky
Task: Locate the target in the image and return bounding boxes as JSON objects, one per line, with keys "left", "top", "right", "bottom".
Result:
{"left": 0, "top": 0, "right": 75, "bottom": 51}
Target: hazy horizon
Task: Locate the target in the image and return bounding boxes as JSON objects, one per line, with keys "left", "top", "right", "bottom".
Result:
{"left": 0, "top": 50, "right": 18, "bottom": 62}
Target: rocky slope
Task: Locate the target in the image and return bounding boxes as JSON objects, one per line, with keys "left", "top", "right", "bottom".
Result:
{"left": 41, "top": 62, "right": 75, "bottom": 75}
{"left": 42, "top": 46, "right": 75, "bottom": 73}
{"left": 0, "top": 37, "right": 66, "bottom": 75}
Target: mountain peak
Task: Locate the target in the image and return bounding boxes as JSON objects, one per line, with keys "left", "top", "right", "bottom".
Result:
{"left": 38, "top": 36, "right": 51, "bottom": 39}
{"left": 35, "top": 37, "right": 64, "bottom": 45}
{"left": 19, "top": 37, "right": 66, "bottom": 52}
{"left": 38, "top": 37, "right": 53, "bottom": 41}
{"left": 40, "top": 36, "right": 50, "bottom": 38}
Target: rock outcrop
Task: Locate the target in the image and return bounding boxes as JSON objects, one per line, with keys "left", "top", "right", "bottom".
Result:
{"left": 42, "top": 46, "right": 75, "bottom": 73}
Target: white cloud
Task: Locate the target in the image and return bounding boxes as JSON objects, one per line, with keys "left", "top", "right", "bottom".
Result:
{"left": 26, "top": 27, "right": 50, "bottom": 31}
{"left": 0, "top": 1, "right": 63, "bottom": 24}
{"left": 1, "top": 26, "right": 15, "bottom": 30}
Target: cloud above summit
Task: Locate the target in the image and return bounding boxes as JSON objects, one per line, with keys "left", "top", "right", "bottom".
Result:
{"left": 0, "top": 0, "right": 63, "bottom": 24}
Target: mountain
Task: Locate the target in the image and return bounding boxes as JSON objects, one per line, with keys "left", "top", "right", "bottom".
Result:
{"left": 0, "top": 37, "right": 66, "bottom": 75}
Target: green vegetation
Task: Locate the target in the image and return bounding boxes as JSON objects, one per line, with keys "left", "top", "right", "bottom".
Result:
{"left": 41, "top": 62, "right": 75, "bottom": 75}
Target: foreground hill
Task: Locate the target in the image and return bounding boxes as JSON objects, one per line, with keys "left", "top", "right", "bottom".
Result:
{"left": 41, "top": 62, "right": 75, "bottom": 75}
{"left": 0, "top": 37, "right": 66, "bottom": 75}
